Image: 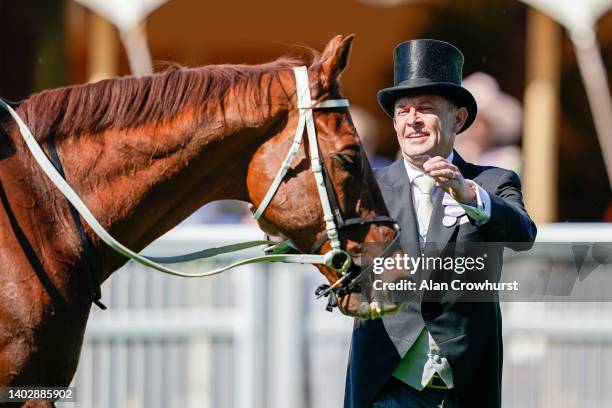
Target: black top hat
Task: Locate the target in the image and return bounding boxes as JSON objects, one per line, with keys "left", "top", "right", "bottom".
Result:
{"left": 377, "top": 39, "right": 477, "bottom": 133}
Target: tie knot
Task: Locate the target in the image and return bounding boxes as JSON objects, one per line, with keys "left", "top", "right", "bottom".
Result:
{"left": 413, "top": 175, "right": 436, "bottom": 194}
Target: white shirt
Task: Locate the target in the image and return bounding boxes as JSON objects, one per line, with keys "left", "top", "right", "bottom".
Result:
{"left": 392, "top": 151, "right": 491, "bottom": 390}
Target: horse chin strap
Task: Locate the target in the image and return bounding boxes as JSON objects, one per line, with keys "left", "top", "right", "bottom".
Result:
{"left": 0, "top": 66, "right": 399, "bottom": 311}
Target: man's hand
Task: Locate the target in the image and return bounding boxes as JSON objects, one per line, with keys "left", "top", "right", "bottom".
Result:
{"left": 422, "top": 155, "right": 476, "bottom": 204}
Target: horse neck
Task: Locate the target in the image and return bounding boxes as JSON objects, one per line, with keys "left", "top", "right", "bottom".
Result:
{"left": 56, "top": 85, "right": 288, "bottom": 278}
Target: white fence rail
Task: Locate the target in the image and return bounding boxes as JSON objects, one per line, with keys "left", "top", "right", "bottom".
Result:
{"left": 59, "top": 224, "right": 612, "bottom": 408}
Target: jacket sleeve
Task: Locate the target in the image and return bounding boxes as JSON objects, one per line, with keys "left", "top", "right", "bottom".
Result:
{"left": 480, "top": 170, "right": 537, "bottom": 249}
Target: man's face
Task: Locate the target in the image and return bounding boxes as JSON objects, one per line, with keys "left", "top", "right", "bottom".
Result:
{"left": 393, "top": 94, "right": 467, "bottom": 166}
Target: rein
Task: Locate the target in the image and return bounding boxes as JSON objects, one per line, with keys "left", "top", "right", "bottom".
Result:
{"left": 0, "top": 66, "right": 400, "bottom": 311}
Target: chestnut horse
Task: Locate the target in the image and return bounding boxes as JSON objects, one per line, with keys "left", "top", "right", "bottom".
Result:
{"left": 0, "top": 35, "right": 398, "bottom": 407}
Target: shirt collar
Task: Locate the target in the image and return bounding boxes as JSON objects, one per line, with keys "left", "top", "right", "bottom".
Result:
{"left": 403, "top": 151, "right": 454, "bottom": 183}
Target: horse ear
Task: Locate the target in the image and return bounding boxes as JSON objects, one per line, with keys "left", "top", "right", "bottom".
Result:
{"left": 318, "top": 34, "right": 354, "bottom": 90}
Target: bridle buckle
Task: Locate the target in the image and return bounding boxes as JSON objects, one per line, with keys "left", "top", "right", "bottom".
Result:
{"left": 323, "top": 249, "right": 352, "bottom": 275}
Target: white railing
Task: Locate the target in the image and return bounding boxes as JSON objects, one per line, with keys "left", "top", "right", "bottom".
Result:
{"left": 59, "top": 223, "right": 612, "bottom": 408}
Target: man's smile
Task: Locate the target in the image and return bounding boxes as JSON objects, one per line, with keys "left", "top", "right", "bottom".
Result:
{"left": 405, "top": 132, "right": 430, "bottom": 141}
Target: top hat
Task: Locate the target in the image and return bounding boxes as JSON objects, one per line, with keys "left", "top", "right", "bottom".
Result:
{"left": 377, "top": 39, "right": 477, "bottom": 133}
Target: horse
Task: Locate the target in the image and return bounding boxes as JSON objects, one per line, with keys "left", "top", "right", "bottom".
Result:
{"left": 0, "top": 35, "right": 399, "bottom": 407}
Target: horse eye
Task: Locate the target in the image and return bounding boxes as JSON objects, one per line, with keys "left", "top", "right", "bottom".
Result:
{"left": 335, "top": 153, "right": 361, "bottom": 171}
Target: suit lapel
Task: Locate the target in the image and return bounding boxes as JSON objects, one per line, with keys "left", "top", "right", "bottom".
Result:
{"left": 376, "top": 160, "right": 427, "bottom": 359}
{"left": 378, "top": 159, "right": 421, "bottom": 258}
{"left": 425, "top": 150, "right": 470, "bottom": 250}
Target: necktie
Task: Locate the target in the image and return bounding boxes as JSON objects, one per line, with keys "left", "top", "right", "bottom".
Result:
{"left": 413, "top": 175, "right": 437, "bottom": 238}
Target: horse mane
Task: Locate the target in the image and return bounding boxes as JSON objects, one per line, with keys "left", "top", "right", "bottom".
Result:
{"left": 18, "top": 53, "right": 318, "bottom": 141}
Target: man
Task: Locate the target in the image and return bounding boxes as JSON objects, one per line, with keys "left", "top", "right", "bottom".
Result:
{"left": 343, "top": 39, "right": 537, "bottom": 408}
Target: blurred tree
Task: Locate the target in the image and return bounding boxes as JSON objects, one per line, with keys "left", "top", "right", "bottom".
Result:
{"left": 0, "top": 0, "right": 67, "bottom": 100}
{"left": 34, "top": 1, "right": 68, "bottom": 91}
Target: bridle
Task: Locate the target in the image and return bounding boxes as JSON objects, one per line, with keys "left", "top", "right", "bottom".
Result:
{"left": 0, "top": 66, "right": 400, "bottom": 311}
{"left": 253, "top": 66, "right": 401, "bottom": 308}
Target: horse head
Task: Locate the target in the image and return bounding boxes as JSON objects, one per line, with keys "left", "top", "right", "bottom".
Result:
{"left": 247, "top": 35, "right": 405, "bottom": 319}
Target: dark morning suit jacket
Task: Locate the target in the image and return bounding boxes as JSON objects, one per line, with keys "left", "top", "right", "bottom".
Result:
{"left": 343, "top": 151, "right": 537, "bottom": 408}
